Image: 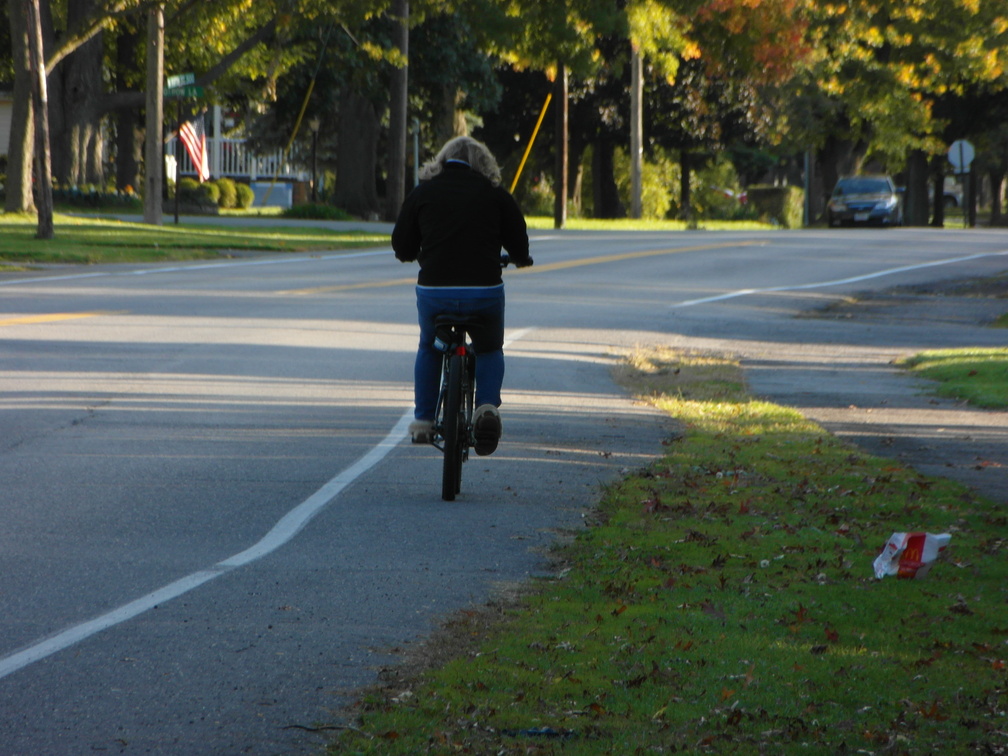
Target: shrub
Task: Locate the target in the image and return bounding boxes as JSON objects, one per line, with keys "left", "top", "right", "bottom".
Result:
{"left": 176, "top": 177, "right": 200, "bottom": 203}
{"left": 175, "top": 177, "right": 219, "bottom": 211}
{"left": 51, "top": 182, "right": 142, "bottom": 211}
{"left": 282, "top": 202, "right": 353, "bottom": 221}
{"left": 235, "top": 182, "right": 255, "bottom": 209}
{"left": 746, "top": 185, "right": 805, "bottom": 228}
{"left": 199, "top": 181, "right": 220, "bottom": 206}
{"left": 215, "top": 177, "right": 237, "bottom": 209}
{"left": 613, "top": 146, "right": 676, "bottom": 220}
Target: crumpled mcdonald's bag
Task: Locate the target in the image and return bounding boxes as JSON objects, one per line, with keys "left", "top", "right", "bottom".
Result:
{"left": 873, "top": 532, "right": 952, "bottom": 579}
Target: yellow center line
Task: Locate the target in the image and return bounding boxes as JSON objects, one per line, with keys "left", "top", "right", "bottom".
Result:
{"left": 0, "top": 311, "right": 123, "bottom": 327}
{"left": 514, "top": 240, "right": 763, "bottom": 273}
{"left": 279, "top": 277, "right": 418, "bottom": 296}
{"left": 279, "top": 240, "right": 761, "bottom": 295}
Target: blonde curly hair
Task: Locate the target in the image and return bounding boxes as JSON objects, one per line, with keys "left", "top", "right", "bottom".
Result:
{"left": 419, "top": 136, "right": 503, "bottom": 187}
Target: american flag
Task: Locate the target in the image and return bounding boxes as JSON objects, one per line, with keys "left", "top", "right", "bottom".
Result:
{"left": 179, "top": 113, "right": 210, "bottom": 182}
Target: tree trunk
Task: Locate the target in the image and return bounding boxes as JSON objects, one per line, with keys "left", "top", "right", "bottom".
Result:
{"left": 142, "top": 4, "right": 163, "bottom": 225}
{"left": 5, "top": 0, "right": 35, "bottom": 213}
{"left": 114, "top": 26, "right": 143, "bottom": 191}
{"left": 929, "top": 154, "right": 945, "bottom": 228}
{"left": 904, "top": 149, "right": 929, "bottom": 226}
{"left": 679, "top": 150, "right": 692, "bottom": 221}
{"left": 591, "top": 137, "right": 623, "bottom": 219}
{"left": 431, "top": 85, "right": 467, "bottom": 148}
{"left": 27, "top": 0, "right": 53, "bottom": 237}
{"left": 335, "top": 90, "right": 380, "bottom": 218}
{"left": 384, "top": 0, "right": 408, "bottom": 222}
{"left": 48, "top": 0, "right": 104, "bottom": 187}
{"left": 989, "top": 168, "right": 1004, "bottom": 225}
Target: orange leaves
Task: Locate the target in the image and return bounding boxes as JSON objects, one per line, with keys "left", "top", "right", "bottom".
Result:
{"left": 918, "top": 700, "right": 949, "bottom": 721}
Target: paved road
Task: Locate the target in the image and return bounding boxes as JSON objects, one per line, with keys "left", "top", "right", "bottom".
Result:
{"left": 0, "top": 227, "right": 1005, "bottom": 754}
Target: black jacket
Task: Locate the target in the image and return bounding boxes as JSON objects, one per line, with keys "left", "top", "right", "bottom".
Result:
{"left": 392, "top": 162, "right": 530, "bottom": 287}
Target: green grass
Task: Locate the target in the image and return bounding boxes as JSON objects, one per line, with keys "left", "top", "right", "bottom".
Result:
{"left": 0, "top": 212, "right": 774, "bottom": 267}
{"left": 526, "top": 216, "right": 774, "bottom": 231}
{"left": 0, "top": 212, "right": 388, "bottom": 266}
{"left": 333, "top": 349, "right": 1006, "bottom": 754}
{"left": 898, "top": 348, "right": 1008, "bottom": 409}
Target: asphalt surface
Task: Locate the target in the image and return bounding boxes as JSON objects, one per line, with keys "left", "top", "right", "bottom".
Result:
{"left": 737, "top": 287, "right": 1007, "bottom": 506}
{"left": 1, "top": 223, "right": 1004, "bottom": 755}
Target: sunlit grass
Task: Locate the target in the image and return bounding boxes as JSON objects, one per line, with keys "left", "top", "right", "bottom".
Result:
{"left": 333, "top": 347, "right": 1006, "bottom": 754}
{"left": 525, "top": 216, "right": 774, "bottom": 231}
{"left": 899, "top": 347, "right": 1008, "bottom": 409}
{"left": 0, "top": 212, "right": 388, "bottom": 265}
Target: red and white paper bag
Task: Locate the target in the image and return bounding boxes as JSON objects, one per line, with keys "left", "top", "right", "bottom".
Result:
{"left": 873, "top": 532, "right": 951, "bottom": 579}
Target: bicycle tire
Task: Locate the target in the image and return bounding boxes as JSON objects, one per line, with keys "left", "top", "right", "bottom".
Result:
{"left": 441, "top": 353, "right": 464, "bottom": 501}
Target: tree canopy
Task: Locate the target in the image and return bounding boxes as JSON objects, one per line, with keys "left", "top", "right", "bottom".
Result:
{"left": 3, "top": 0, "right": 1007, "bottom": 222}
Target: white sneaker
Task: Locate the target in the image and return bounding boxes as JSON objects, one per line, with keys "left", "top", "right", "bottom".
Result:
{"left": 409, "top": 420, "right": 434, "bottom": 444}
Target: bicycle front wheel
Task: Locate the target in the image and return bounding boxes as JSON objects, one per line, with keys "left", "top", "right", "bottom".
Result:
{"left": 441, "top": 353, "right": 464, "bottom": 501}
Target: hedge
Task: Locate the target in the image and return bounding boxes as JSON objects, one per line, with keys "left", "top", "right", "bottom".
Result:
{"left": 746, "top": 185, "right": 805, "bottom": 229}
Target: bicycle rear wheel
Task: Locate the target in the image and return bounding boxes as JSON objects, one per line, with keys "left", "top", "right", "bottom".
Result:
{"left": 441, "top": 353, "right": 464, "bottom": 501}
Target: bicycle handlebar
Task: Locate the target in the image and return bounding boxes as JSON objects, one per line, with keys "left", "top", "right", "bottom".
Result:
{"left": 500, "top": 252, "right": 533, "bottom": 268}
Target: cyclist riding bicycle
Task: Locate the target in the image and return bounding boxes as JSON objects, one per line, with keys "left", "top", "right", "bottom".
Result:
{"left": 392, "top": 136, "right": 532, "bottom": 456}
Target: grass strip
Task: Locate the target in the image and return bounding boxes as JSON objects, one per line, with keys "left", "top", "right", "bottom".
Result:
{"left": 525, "top": 216, "right": 773, "bottom": 232}
{"left": 898, "top": 348, "right": 1008, "bottom": 409}
{"left": 0, "top": 213, "right": 388, "bottom": 266}
{"left": 334, "top": 348, "right": 1006, "bottom": 754}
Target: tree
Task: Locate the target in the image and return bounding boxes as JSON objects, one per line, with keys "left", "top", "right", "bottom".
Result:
{"left": 786, "top": 0, "right": 1008, "bottom": 222}
{"left": 4, "top": 0, "right": 378, "bottom": 213}
{"left": 385, "top": 0, "right": 407, "bottom": 221}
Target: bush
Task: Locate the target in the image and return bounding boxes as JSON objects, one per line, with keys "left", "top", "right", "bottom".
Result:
{"left": 746, "top": 185, "right": 805, "bottom": 228}
{"left": 281, "top": 202, "right": 353, "bottom": 220}
{"left": 235, "top": 182, "right": 255, "bottom": 209}
{"left": 175, "top": 177, "right": 219, "bottom": 211}
{"left": 613, "top": 147, "right": 676, "bottom": 220}
{"left": 51, "top": 182, "right": 142, "bottom": 211}
{"left": 215, "top": 177, "right": 237, "bottom": 209}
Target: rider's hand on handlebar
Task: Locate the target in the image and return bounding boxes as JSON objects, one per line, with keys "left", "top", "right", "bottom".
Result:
{"left": 515, "top": 256, "right": 533, "bottom": 268}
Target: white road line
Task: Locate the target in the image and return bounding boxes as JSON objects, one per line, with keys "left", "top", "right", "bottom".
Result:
{"left": 672, "top": 249, "right": 1008, "bottom": 308}
{"left": 0, "top": 411, "right": 413, "bottom": 681}
{"left": 0, "top": 325, "right": 535, "bottom": 680}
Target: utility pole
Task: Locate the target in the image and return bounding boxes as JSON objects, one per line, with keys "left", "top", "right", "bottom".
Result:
{"left": 629, "top": 45, "right": 643, "bottom": 220}
{"left": 553, "top": 64, "right": 568, "bottom": 229}
{"left": 144, "top": 4, "right": 164, "bottom": 225}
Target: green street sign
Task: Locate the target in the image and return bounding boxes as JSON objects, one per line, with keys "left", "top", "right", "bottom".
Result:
{"left": 165, "top": 85, "right": 204, "bottom": 98}
{"left": 166, "top": 73, "right": 195, "bottom": 89}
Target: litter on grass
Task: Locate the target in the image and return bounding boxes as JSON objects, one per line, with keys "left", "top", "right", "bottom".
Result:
{"left": 873, "top": 532, "right": 951, "bottom": 579}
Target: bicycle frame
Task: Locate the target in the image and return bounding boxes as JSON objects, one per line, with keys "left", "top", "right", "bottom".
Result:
{"left": 432, "top": 319, "right": 477, "bottom": 500}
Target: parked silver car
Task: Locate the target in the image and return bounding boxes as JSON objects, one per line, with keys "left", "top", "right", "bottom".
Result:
{"left": 827, "top": 175, "right": 903, "bottom": 227}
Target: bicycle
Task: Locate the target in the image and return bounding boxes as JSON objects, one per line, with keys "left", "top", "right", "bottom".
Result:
{"left": 428, "top": 253, "right": 528, "bottom": 500}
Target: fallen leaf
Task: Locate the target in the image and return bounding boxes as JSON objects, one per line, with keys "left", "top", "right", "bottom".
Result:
{"left": 918, "top": 701, "right": 948, "bottom": 721}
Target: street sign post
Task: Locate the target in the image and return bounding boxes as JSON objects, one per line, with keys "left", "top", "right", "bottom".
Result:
{"left": 164, "top": 73, "right": 202, "bottom": 98}
{"left": 947, "top": 139, "right": 975, "bottom": 228}
{"left": 948, "top": 139, "right": 975, "bottom": 173}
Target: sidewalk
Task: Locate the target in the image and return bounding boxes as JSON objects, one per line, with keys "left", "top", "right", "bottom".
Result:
{"left": 743, "top": 288, "right": 1007, "bottom": 505}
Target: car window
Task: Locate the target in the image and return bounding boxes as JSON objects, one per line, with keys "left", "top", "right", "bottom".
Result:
{"left": 835, "top": 178, "right": 890, "bottom": 195}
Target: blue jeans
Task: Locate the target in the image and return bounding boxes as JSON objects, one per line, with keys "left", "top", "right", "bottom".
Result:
{"left": 414, "top": 285, "right": 505, "bottom": 421}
